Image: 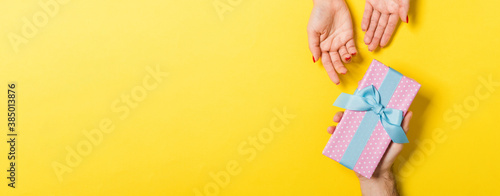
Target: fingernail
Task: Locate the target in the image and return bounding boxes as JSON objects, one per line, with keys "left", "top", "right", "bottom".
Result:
{"left": 406, "top": 16, "right": 408, "bottom": 23}
{"left": 345, "top": 56, "right": 351, "bottom": 61}
{"left": 351, "top": 52, "right": 356, "bottom": 56}
{"left": 312, "top": 56, "right": 316, "bottom": 63}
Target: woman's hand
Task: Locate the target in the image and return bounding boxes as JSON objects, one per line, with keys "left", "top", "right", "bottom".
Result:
{"left": 308, "top": 0, "right": 357, "bottom": 85}
{"left": 361, "top": 0, "right": 409, "bottom": 51}
{"left": 327, "top": 111, "right": 413, "bottom": 195}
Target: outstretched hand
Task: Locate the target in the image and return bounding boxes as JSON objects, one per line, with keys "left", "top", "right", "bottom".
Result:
{"left": 361, "top": 0, "right": 410, "bottom": 51}
{"left": 308, "top": 0, "right": 358, "bottom": 85}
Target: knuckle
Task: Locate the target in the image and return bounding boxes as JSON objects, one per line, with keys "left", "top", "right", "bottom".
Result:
{"left": 387, "top": 22, "right": 396, "bottom": 29}
{"left": 320, "top": 44, "right": 329, "bottom": 52}
{"left": 324, "top": 65, "right": 334, "bottom": 72}
{"left": 333, "top": 61, "right": 343, "bottom": 68}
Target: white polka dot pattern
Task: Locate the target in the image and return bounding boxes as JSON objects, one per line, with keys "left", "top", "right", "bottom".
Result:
{"left": 323, "top": 59, "right": 421, "bottom": 179}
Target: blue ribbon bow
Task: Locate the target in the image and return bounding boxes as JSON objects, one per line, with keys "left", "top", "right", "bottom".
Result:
{"left": 333, "top": 85, "right": 409, "bottom": 143}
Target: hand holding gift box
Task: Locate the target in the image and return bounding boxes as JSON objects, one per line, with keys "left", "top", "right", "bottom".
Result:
{"left": 323, "top": 59, "right": 420, "bottom": 179}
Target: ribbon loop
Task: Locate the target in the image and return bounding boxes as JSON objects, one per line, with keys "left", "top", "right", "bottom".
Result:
{"left": 333, "top": 85, "right": 409, "bottom": 144}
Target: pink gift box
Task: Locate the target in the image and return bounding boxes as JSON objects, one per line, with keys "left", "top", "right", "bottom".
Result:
{"left": 323, "top": 59, "right": 421, "bottom": 178}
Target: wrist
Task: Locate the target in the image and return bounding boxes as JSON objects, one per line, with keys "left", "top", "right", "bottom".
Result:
{"left": 358, "top": 170, "right": 398, "bottom": 196}
{"left": 358, "top": 170, "right": 392, "bottom": 183}
{"left": 313, "top": 0, "right": 344, "bottom": 7}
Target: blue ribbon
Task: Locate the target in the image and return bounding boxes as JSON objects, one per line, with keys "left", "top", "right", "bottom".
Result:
{"left": 334, "top": 67, "right": 408, "bottom": 170}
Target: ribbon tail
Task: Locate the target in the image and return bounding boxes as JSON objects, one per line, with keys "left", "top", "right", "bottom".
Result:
{"left": 380, "top": 119, "right": 409, "bottom": 143}
{"left": 383, "top": 108, "right": 404, "bottom": 125}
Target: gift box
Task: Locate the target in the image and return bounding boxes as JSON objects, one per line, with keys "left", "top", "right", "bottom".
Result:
{"left": 323, "top": 59, "right": 420, "bottom": 178}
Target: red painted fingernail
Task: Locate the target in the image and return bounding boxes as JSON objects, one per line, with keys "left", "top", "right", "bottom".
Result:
{"left": 312, "top": 56, "right": 316, "bottom": 63}
{"left": 406, "top": 16, "right": 408, "bottom": 23}
{"left": 346, "top": 57, "right": 351, "bottom": 61}
{"left": 351, "top": 52, "right": 356, "bottom": 56}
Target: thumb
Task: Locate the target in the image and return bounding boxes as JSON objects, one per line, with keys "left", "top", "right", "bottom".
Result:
{"left": 307, "top": 29, "right": 322, "bottom": 63}
{"left": 402, "top": 111, "right": 413, "bottom": 133}
{"left": 382, "top": 111, "right": 413, "bottom": 164}
{"left": 398, "top": 0, "right": 410, "bottom": 23}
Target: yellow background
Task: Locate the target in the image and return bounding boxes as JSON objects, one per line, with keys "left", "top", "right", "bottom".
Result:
{"left": 1, "top": 0, "right": 499, "bottom": 195}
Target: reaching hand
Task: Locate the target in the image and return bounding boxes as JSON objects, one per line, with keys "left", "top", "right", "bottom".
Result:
{"left": 308, "top": 0, "right": 358, "bottom": 85}
{"left": 361, "top": 0, "right": 409, "bottom": 51}
{"left": 327, "top": 111, "right": 413, "bottom": 195}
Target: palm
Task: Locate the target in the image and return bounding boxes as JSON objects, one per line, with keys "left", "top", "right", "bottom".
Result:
{"left": 307, "top": 1, "right": 357, "bottom": 85}
{"left": 361, "top": 0, "right": 409, "bottom": 51}
{"left": 368, "top": 0, "right": 400, "bottom": 14}
{"left": 315, "top": 7, "right": 353, "bottom": 56}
